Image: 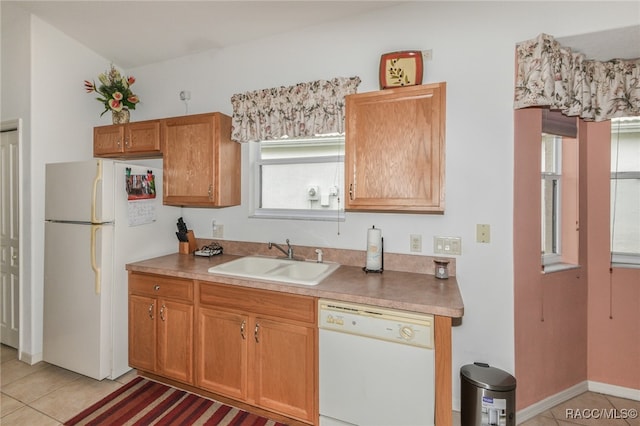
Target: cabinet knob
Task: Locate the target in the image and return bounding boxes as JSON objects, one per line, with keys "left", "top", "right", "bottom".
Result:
{"left": 125, "top": 138, "right": 130, "bottom": 148}
{"left": 349, "top": 183, "right": 354, "bottom": 200}
{"left": 208, "top": 184, "right": 213, "bottom": 200}
{"left": 154, "top": 285, "right": 160, "bottom": 291}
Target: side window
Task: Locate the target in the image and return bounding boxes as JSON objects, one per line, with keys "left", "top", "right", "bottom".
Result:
{"left": 540, "top": 110, "right": 579, "bottom": 271}
{"left": 251, "top": 136, "right": 345, "bottom": 220}
{"left": 541, "top": 134, "right": 562, "bottom": 263}
{"left": 610, "top": 117, "right": 640, "bottom": 265}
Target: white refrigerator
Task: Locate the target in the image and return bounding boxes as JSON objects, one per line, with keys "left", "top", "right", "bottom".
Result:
{"left": 43, "top": 159, "right": 180, "bottom": 380}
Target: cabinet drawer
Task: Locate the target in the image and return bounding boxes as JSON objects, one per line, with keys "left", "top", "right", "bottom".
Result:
{"left": 129, "top": 272, "right": 193, "bottom": 302}
{"left": 198, "top": 282, "right": 316, "bottom": 324}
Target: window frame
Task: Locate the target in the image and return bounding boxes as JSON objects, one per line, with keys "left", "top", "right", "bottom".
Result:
{"left": 249, "top": 136, "right": 346, "bottom": 221}
{"left": 610, "top": 117, "right": 640, "bottom": 267}
{"left": 541, "top": 134, "right": 563, "bottom": 266}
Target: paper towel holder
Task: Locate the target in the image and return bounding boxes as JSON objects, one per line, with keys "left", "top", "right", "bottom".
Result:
{"left": 363, "top": 237, "right": 384, "bottom": 273}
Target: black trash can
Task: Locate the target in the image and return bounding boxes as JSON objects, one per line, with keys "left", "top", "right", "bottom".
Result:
{"left": 460, "top": 362, "right": 516, "bottom": 426}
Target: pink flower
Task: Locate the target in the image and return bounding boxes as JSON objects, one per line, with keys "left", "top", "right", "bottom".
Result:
{"left": 84, "top": 80, "right": 96, "bottom": 93}
{"left": 127, "top": 76, "right": 136, "bottom": 85}
{"left": 127, "top": 95, "right": 139, "bottom": 104}
{"left": 112, "top": 92, "right": 123, "bottom": 101}
{"left": 109, "top": 99, "right": 123, "bottom": 111}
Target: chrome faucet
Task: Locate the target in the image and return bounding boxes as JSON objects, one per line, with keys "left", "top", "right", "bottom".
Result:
{"left": 268, "top": 239, "right": 294, "bottom": 259}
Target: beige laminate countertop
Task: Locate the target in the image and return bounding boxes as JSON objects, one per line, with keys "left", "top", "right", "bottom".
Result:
{"left": 126, "top": 253, "right": 464, "bottom": 318}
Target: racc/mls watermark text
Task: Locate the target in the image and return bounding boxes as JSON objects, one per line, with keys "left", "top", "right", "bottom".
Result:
{"left": 566, "top": 408, "right": 638, "bottom": 420}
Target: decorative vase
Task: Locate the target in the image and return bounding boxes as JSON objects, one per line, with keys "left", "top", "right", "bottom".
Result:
{"left": 111, "top": 109, "right": 130, "bottom": 124}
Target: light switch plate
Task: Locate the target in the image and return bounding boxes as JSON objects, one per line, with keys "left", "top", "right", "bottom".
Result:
{"left": 434, "top": 236, "right": 462, "bottom": 255}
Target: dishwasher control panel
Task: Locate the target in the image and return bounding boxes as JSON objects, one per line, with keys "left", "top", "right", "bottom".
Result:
{"left": 318, "top": 299, "right": 434, "bottom": 348}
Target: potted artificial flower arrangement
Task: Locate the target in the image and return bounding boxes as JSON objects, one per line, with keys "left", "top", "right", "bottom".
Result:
{"left": 84, "top": 64, "right": 140, "bottom": 124}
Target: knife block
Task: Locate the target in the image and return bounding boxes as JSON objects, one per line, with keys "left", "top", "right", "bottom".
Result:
{"left": 179, "top": 230, "right": 197, "bottom": 254}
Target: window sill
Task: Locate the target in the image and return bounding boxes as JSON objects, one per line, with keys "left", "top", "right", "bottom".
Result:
{"left": 250, "top": 208, "right": 345, "bottom": 222}
{"left": 542, "top": 263, "right": 581, "bottom": 274}
{"left": 611, "top": 262, "right": 640, "bottom": 270}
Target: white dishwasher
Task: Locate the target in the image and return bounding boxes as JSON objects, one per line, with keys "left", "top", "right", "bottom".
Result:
{"left": 318, "top": 299, "right": 435, "bottom": 426}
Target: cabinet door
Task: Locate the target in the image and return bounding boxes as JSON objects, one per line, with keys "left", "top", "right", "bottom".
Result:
{"left": 94, "top": 125, "right": 125, "bottom": 156}
{"left": 345, "top": 83, "right": 446, "bottom": 212}
{"left": 162, "top": 113, "right": 240, "bottom": 207}
{"left": 126, "top": 120, "right": 161, "bottom": 154}
{"left": 162, "top": 114, "right": 217, "bottom": 206}
{"left": 157, "top": 299, "right": 193, "bottom": 384}
{"left": 128, "top": 294, "right": 157, "bottom": 372}
{"left": 253, "top": 317, "right": 316, "bottom": 423}
{"left": 196, "top": 307, "right": 248, "bottom": 400}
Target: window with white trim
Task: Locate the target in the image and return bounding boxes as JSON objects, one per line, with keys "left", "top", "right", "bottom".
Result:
{"left": 251, "top": 136, "right": 345, "bottom": 220}
{"left": 541, "top": 134, "right": 562, "bottom": 264}
{"left": 540, "top": 109, "right": 579, "bottom": 271}
{"left": 610, "top": 117, "right": 640, "bottom": 266}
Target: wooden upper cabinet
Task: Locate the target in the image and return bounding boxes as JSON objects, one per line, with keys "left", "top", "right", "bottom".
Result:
{"left": 94, "top": 120, "right": 161, "bottom": 158}
{"left": 344, "top": 82, "right": 446, "bottom": 213}
{"left": 162, "top": 112, "right": 241, "bottom": 207}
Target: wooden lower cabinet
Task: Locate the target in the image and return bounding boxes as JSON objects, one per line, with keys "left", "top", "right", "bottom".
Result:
{"left": 197, "top": 308, "right": 248, "bottom": 400}
{"left": 196, "top": 282, "right": 317, "bottom": 424}
{"left": 252, "top": 317, "right": 315, "bottom": 421}
{"left": 128, "top": 272, "right": 194, "bottom": 384}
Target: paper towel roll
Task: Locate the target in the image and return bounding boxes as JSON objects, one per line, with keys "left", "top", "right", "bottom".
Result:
{"left": 366, "top": 227, "right": 383, "bottom": 271}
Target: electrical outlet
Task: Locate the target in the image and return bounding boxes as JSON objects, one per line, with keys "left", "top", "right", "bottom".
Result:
{"left": 434, "top": 236, "right": 462, "bottom": 255}
{"left": 410, "top": 234, "right": 422, "bottom": 252}
{"left": 213, "top": 224, "right": 224, "bottom": 238}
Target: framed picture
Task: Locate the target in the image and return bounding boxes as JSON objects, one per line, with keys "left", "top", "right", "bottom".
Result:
{"left": 379, "top": 51, "right": 423, "bottom": 89}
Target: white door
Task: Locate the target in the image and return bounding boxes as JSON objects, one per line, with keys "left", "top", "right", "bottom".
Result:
{"left": 1, "top": 129, "right": 19, "bottom": 348}
{"left": 43, "top": 221, "right": 114, "bottom": 380}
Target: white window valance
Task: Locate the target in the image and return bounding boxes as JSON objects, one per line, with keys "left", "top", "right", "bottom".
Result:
{"left": 514, "top": 33, "right": 640, "bottom": 122}
{"left": 230, "top": 76, "right": 361, "bottom": 142}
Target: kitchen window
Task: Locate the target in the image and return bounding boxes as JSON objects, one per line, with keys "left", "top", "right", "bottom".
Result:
{"left": 541, "top": 134, "right": 562, "bottom": 265}
{"left": 540, "top": 110, "right": 579, "bottom": 271}
{"left": 610, "top": 117, "right": 640, "bottom": 266}
{"left": 250, "top": 136, "right": 345, "bottom": 220}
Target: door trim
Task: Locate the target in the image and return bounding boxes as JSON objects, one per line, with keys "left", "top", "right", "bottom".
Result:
{"left": 1, "top": 119, "right": 22, "bottom": 355}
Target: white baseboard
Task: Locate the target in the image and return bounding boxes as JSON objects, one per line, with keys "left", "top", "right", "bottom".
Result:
{"left": 19, "top": 351, "right": 43, "bottom": 365}
{"left": 588, "top": 381, "right": 640, "bottom": 401}
{"left": 516, "top": 381, "right": 640, "bottom": 424}
{"left": 516, "top": 381, "right": 588, "bottom": 424}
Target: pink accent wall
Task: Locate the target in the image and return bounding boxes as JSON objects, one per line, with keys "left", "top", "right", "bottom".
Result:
{"left": 515, "top": 111, "right": 640, "bottom": 409}
{"left": 514, "top": 108, "right": 588, "bottom": 409}
{"left": 584, "top": 121, "right": 640, "bottom": 389}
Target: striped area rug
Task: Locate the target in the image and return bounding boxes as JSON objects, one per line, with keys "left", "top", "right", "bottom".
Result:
{"left": 65, "top": 376, "right": 287, "bottom": 426}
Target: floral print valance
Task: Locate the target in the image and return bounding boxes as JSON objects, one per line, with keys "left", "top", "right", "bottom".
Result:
{"left": 230, "top": 76, "right": 361, "bottom": 142}
{"left": 514, "top": 33, "right": 640, "bottom": 122}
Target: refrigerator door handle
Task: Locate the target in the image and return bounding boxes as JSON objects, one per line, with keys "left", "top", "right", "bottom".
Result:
{"left": 91, "top": 160, "right": 103, "bottom": 223}
{"left": 91, "top": 224, "right": 101, "bottom": 294}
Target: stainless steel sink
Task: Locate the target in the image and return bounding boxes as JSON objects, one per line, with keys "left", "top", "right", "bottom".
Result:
{"left": 208, "top": 256, "right": 339, "bottom": 285}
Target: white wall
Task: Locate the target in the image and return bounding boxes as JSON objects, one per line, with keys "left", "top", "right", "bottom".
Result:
{"left": 1, "top": 2, "right": 32, "bottom": 358}
{"left": 128, "top": 2, "right": 637, "bottom": 408}
{"left": 1, "top": 8, "right": 118, "bottom": 361}
{"left": 2, "top": 0, "right": 637, "bottom": 410}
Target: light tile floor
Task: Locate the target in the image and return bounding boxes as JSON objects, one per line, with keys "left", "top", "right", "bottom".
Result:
{"left": 1, "top": 344, "right": 136, "bottom": 425}
{"left": 1, "top": 344, "right": 638, "bottom": 425}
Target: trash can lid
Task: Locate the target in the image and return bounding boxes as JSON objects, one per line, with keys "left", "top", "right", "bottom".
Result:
{"left": 460, "top": 362, "right": 516, "bottom": 391}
